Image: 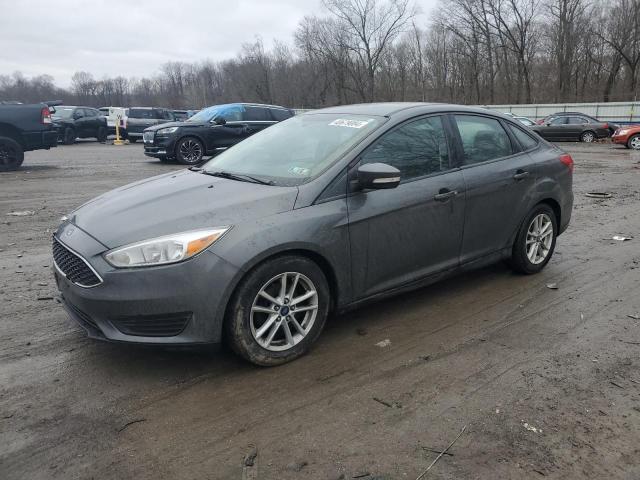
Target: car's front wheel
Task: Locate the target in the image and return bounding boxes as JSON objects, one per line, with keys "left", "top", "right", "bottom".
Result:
{"left": 175, "top": 137, "right": 204, "bottom": 165}
{"left": 509, "top": 204, "right": 557, "bottom": 274}
{"left": 63, "top": 128, "right": 76, "bottom": 145}
{"left": 225, "top": 255, "right": 330, "bottom": 366}
{"left": 627, "top": 134, "right": 640, "bottom": 150}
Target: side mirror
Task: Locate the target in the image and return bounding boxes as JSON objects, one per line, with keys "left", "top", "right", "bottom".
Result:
{"left": 357, "top": 163, "right": 401, "bottom": 190}
{"left": 212, "top": 116, "right": 226, "bottom": 125}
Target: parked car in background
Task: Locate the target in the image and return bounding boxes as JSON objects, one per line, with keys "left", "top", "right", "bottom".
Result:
{"left": 98, "top": 106, "right": 127, "bottom": 136}
{"left": 515, "top": 116, "right": 536, "bottom": 127}
{"left": 0, "top": 101, "right": 58, "bottom": 170}
{"left": 530, "top": 114, "right": 611, "bottom": 142}
{"left": 52, "top": 106, "right": 108, "bottom": 144}
{"left": 53, "top": 103, "right": 573, "bottom": 365}
{"left": 125, "top": 107, "right": 175, "bottom": 142}
{"left": 537, "top": 112, "right": 619, "bottom": 134}
{"left": 171, "top": 110, "right": 191, "bottom": 121}
{"left": 143, "top": 103, "right": 294, "bottom": 164}
{"left": 611, "top": 125, "right": 640, "bottom": 150}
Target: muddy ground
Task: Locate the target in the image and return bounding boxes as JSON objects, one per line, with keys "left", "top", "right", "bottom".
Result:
{"left": 1, "top": 141, "right": 639, "bottom": 480}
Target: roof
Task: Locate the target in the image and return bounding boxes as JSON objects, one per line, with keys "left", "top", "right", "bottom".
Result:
{"left": 307, "top": 102, "right": 496, "bottom": 117}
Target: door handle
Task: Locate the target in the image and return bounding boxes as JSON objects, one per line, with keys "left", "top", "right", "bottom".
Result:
{"left": 513, "top": 170, "right": 530, "bottom": 180}
{"left": 434, "top": 189, "right": 458, "bottom": 202}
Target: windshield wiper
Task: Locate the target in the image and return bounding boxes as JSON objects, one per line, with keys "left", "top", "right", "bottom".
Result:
{"left": 202, "top": 170, "right": 274, "bottom": 186}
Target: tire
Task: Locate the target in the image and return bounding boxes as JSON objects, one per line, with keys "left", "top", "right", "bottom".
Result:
{"left": 509, "top": 204, "right": 558, "bottom": 274}
{"left": 225, "top": 255, "right": 330, "bottom": 366}
{"left": 175, "top": 137, "right": 204, "bottom": 165}
{"left": 0, "top": 136, "right": 24, "bottom": 171}
{"left": 158, "top": 156, "right": 172, "bottom": 163}
{"left": 627, "top": 134, "right": 640, "bottom": 150}
{"left": 63, "top": 128, "right": 76, "bottom": 145}
{"left": 580, "top": 130, "right": 596, "bottom": 143}
{"left": 128, "top": 137, "right": 137, "bottom": 143}
{"left": 97, "top": 127, "right": 107, "bottom": 143}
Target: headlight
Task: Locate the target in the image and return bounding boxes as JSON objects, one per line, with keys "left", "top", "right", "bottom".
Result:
{"left": 157, "top": 126, "right": 179, "bottom": 135}
{"left": 618, "top": 129, "right": 629, "bottom": 135}
{"left": 104, "top": 228, "right": 230, "bottom": 268}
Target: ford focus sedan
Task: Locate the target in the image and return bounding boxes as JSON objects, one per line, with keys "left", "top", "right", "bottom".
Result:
{"left": 53, "top": 103, "right": 573, "bottom": 366}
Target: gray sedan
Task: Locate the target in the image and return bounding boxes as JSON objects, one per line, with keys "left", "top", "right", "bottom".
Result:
{"left": 53, "top": 103, "right": 574, "bottom": 366}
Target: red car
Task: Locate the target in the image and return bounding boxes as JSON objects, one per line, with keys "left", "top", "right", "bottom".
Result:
{"left": 611, "top": 125, "right": 640, "bottom": 150}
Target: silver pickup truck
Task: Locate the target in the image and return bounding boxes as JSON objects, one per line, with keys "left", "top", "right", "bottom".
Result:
{"left": 125, "top": 107, "right": 175, "bottom": 142}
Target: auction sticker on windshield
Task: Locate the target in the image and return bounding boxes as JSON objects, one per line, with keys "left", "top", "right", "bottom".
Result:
{"left": 329, "top": 118, "right": 373, "bottom": 129}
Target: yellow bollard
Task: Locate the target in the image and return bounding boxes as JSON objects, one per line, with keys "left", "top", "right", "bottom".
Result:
{"left": 113, "top": 114, "right": 125, "bottom": 145}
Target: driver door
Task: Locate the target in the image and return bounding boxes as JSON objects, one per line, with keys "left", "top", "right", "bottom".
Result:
{"left": 347, "top": 115, "right": 466, "bottom": 298}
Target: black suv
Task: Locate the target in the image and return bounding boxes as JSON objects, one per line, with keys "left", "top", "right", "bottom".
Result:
{"left": 143, "top": 103, "right": 294, "bottom": 164}
{"left": 51, "top": 106, "right": 108, "bottom": 144}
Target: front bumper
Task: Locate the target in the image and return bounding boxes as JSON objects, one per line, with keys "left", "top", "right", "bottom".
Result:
{"left": 144, "top": 135, "right": 176, "bottom": 158}
{"left": 53, "top": 224, "right": 240, "bottom": 345}
{"left": 611, "top": 133, "right": 630, "bottom": 145}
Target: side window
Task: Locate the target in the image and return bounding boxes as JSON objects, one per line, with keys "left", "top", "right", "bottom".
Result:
{"left": 567, "top": 116, "right": 585, "bottom": 125}
{"left": 218, "top": 105, "right": 244, "bottom": 122}
{"left": 270, "top": 108, "right": 293, "bottom": 121}
{"left": 549, "top": 117, "right": 567, "bottom": 126}
{"left": 74, "top": 109, "right": 84, "bottom": 119}
{"left": 508, "top": 123, "right": 539, "bottom": 151}
{"left": 244, "top": 106, "right": 271, "bottom": 121}
{"left": 454, "top": 115, "right": 513, "bottom": 165}
{"left": 360, "top": 116, "right": 450, "bottom": 182}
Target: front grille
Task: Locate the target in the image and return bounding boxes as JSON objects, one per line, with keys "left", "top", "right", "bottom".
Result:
{"left": 111, "top": 312, "right": 192, "bottom": 337}
{"left": 52, "top": 237, "right": 102, "bottom": 287}
{"left": 143, "top": 131, "right": 154, "bottom": 143}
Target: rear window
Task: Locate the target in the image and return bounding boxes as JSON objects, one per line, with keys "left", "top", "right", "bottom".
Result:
{"left": 508, "top": 123, "right": 539, "bottom": 151}
{"left": 270, "top": 108, "right": 293, "bottom": 121}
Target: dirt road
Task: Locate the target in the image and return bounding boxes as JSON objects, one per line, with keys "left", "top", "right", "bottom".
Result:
{"left": 1, "top": 142, "right": 639, "bottom": 479}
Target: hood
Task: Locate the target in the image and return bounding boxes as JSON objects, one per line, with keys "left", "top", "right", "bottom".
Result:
{"left": 70, "top": 169, "right": 298, "bottom": 248}
{"left": 144, "top": 121, "right": 206, "bottom": 132}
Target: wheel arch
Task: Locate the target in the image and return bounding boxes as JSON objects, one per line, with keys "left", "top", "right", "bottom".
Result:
{"left": 0, "top": 123, "right": 25, "bottom": 148}
{"left": 538, "top": 197, "right": 561, "bottom": 228}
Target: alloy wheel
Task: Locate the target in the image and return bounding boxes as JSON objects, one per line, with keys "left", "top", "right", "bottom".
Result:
{"left": 581, "top": 132, "right": 595, "bottom": 143}
{"left": 179, "top": 139, "right": 203, "bottom": 163}
{"left": 250, "top": 272, "right": 319, "bottom": 352}
{"left": 630, "top": 136, "right": 640, "bottom": 150}
{"left": 525, "top": 213, "right": 554, "bottom": 265}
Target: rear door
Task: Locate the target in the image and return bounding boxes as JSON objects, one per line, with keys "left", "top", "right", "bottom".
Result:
{"left": 243, "top": 106, "right": 277, "bottom": 135}
{"left": 452, "top": 114, "right": 538, "bottom": 264}
{"left": 347, "top": 115, "right": 466, "bottom": 298}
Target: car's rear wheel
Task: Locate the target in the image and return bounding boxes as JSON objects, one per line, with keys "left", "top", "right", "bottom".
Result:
{"left": 97, "top": 127, "right": 107, "bottom": 143}
{"left": 627, "top": 134, "right": 640, "bottom": 150}
{"left": 580, "top": 131, "right": 596, "bottom": 143}
{"left": 0, "top": 136, "right": 24, "bottom": 171}
{"left": 175, "top": 137, "right": 204, "bottom": 165}
{"left": 63, "top": 128, "right": 76, "bottom": 145}
{"left": 225, "top": 255, "right": 330, "bottom": 366}
{"left": 509, "top": 204, "right": 557, "bottom": 274}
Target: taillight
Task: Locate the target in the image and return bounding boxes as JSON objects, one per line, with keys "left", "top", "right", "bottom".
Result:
{"left": 560, "top": 153, "right": 574, "bottom": 173}
{"left": 602, "top": 122, "right": 609, "bottom": 129}
{"left": 41, "top": 107, "right": 52, "bottom": 124}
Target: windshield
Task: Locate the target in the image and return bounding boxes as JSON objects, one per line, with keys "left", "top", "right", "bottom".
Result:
{"left": 203, "top": 113, "right": 384, "bottom": 186}
{"left": 188, "top": 104, "right": 244, "bottom": 123}
{"left": 52, "top": 107, "right": 74, "bottom": 119}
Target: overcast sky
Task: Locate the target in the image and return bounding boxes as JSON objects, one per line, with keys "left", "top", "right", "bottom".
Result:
{"left": 0, "top": 0, "right": 438, "bottom": 87}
